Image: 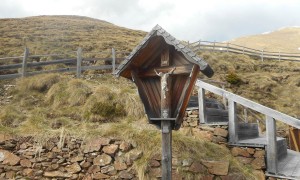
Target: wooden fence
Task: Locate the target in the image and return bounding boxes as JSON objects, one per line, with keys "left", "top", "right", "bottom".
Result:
{"left": 189, "top": 40, "right": 300, "bottom": 62}
{"left": 0, "top": 48, "right": 129, "bottom": 80}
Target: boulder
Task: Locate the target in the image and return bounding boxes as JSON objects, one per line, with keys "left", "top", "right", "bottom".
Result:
{"left": 82, "top": 138, "right": 111, "bottom": 153}
{"left": 202, "top": 160, "right": 229, "bottom": 176}
{"left": 114, "top": 161, "right": 127, "bottom": 170}
{"left": 236, "top": 157, "right": 254, "bottom": 165}
{"left": 119, "top": 142, "right": 132, "bottom": 152}
{"left": 149, "top": 159, "right": 160, "bottom": 167}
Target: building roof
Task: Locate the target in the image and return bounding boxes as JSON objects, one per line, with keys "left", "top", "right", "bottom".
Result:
{"left": 114, "top": 24, "right": 213, "bottom": 78}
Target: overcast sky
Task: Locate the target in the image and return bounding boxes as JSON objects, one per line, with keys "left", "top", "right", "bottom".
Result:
{"left": 1, "top": 0, "right": 299, "bottom": 41}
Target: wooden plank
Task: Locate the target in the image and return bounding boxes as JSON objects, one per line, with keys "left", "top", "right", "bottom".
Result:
{"left": 138, "top": 65, "right": 193, "bottom": 77}
{"left": 198, "top": 87, "right": 206, "bottom": 124}
{"left": 159, "top": 48, "right": 172, "bottom": 180}
{"left": 81, "top": 65, "right": 112, "bottom": 71}
{"left": 228, "top": 99, "right": 238, "bottom": 143}
{"left": 22, "top": 48, "right": 29, "bottom": 77}
{"left": 196, "top": 80, "right": 300, "bottom": 129}
{"left": 0, "top": 56, "right": 23, "bottom": 60}
{"left": 26, "top": 67, "right": 76, "bottom": 76}
{"left": 112, "top": 48, "right": 116, "bottom": 73}
{"left": 266, "top": 115, "right": 278, "bottom": 174}
{"left": 0, "top": 63, "right": 22, "bottom": 70}
{"left": 77, "top": 48, "right": 82, "bottom": 78}
{"left": 0, "top": 73, "right": 21, "bottom": 80}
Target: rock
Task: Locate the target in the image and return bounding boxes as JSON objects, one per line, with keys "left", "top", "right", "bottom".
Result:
{"left": 202, "top": 160, "right": 229, "bottom": 176}
{"left": 253, "top": 150, "right": 265, "bottom": 158}
{"left": 188, "top": 115, "right": 198, "bottom": 118}
{"left": 22, "top": 168, "right": 33, "bottom": 176}
{"left": 118, "top": 170, "right": 134, "bottom": 179}
{"left": 149, "top": 159, "right": 160, "bottom": 167}
{"left": 149, "top": 168, "right": 162, "bottom": 178}
{"left": 220, "top": 173, "right": 246, "bottom": 180}
{"left": 20, "top": 143, "right": 27, "bottom": 149}
{"left": 231, "top": 147, "right": 251, "bottom": 157}
{"left": 126, "top": 149, "right": 143, "bottom": 161}
{"left": 246, "top": 148, "right": 255, "bottom": 155}
{"left": 65, "top": 163, "right": 81, "bottom": 173}
{"left": 93, "top": 172, "right": 110, "bottom": 179}
{"left": 192, "top": 129, "right": 213, "bottom": 141}
{"left": 0, "top": 150, "right": 20, "bottom": 165}
{"left": 51, "top": 163, "right": 59, "bottom": 170}
{"left": 114, "top": 161, "right": 127, "bottom": 170}
{"left": 88, "top": 165, "right": 101, "bottom": 173}
{"left": 71, "top": 174, "right": 79, "bottom": 179}
{"left": 172, "top": 158, "right": 180, "bottom": 166}
{"left": 189, "top": 119, "right": 198, "bottom": 127}
{"left": 20, "top": 159, "right": 32, "bottom": 168}
{"left": 189, "top": 162, "right": 206, "bottom": 173}
{"left": 253, "top": 170, "right": 265, "bottom": 180}
{"left": 83, "top": 174, "right": 93, "bottom": 180}
{"left": 70, "top": 155, "right": 84, "bottom": 162}
{"left": 119, "top": 142, "right": 132, "bottom": 152}
{"left": 251, "top": 157, "right": 265, "bottom": 170}
{"left": 44, "top": 171, "right": 72, "bottom": 178}
{"left": 236, "top": 157, "right": 254, "bottom": 165}
{"left": 212, "top": 136, "right": 227, "bottom": 143}
{"left": 5, "top": 171, "right": 15, "bottom": 179}
{"left": 102, "top": 144, "right": 119, "bottom": 155}
{"left": 81, "top": 161, "right": 91, "bottom": 169}
{"left": 182, "top": 158, "right": 193, "bottom": 167}
{"left": 82, "top": 138, "right": 111, "bottom": 153}
{"left": 0, "top": 134, "right": 13, "bottom": 143}
{"left": 172, "top": 170, "right": 184, "bottom": 180}
{"left": 101, "top": 165, "right": 115, "bottom": 174}
{"left": 93, "top": 154, "right": 112, "bottom": 166}
{"left": 214, "top": 128, "right": 228, "bottom": 137}
{"left": 192, "top": 110, "right": 199, "bottom": 115}
{"left": 200, "top": 126, "right": 215, "bottom": 132}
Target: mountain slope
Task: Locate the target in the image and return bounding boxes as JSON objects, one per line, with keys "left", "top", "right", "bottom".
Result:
{"left": 0, "top": 15, "right": 146, "bottom": 56}
{"left": 229, "top": 27, "right": 300, "bottom": 53}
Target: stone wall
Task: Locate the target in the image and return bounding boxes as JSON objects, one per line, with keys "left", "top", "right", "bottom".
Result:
{"left": 0, "top": 134, "right": 243, "bottom": 179}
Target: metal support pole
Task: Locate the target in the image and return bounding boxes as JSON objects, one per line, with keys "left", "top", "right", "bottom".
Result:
{"left": 228, "top": 99, "right": 238, "bottom": 143}
{"left": 198, "top": 87, "right": 206, "bottom": 124}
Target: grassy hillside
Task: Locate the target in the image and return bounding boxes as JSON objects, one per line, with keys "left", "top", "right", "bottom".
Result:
{"left": 228, "top": 27, "right": 300, "bottom": 53}
{"left": 0, "top": 15, "right": 146, "bottom": 57}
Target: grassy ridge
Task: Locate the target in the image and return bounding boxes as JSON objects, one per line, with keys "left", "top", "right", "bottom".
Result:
{"left": 0, "top": 15, "right": 146, "bottom": 57}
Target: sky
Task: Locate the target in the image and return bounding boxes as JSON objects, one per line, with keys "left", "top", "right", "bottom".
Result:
{"left": 1, "top": 0, "right": 300, "bottom": 42}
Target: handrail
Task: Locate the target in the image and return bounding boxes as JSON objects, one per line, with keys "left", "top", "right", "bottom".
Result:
{"left": 196, "top": 80, "right": 300, "bottom": 129}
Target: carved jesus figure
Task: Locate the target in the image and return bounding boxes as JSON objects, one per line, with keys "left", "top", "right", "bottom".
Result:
{"left": 154, "top": 67, "right": 176, "bottom": 99}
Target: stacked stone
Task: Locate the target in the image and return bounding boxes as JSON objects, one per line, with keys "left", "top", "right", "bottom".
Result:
{"left": 0, "top": 136, "right": 142, "bottom": 179}
{"left": 230, "top": 147, "right": 266, "bottom": 179}
{"left": 183, "top": 109, "right": 199, "bottom": 127}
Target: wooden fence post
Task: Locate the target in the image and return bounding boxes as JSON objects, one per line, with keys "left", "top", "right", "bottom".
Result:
{"left": 198, "top": 87, "right": 206, "bottom": 124}
{"left": 226, "top": 43, "right": 229, "bottom": 53}
{"left": 266, "top": 116, "right": 278, "bottom": 174}
{"left": 278, "top": 51, "right": 281, "bottom": 61}
{"left": 22, "top": 47, "right": 29, "bottom": 77}
{"left": 112, "top": 48, "right": 116, "bottom": 74}
{"left": 76, "top": 47, "right": 82, "bottom": 78}
{"left": 213, "top": 41, "right": 216, "bottom": 52}
{"left": 244, "top": 108, "right": 248, "bottom": 123}
{"left": 228, "top": 99, "right": 238, "bottom": 143}
{"left": 243, "top": 47, "right": 245, "bottom": 55}
{"left": 261, "top": 49, "right": 264, "bottom": 62}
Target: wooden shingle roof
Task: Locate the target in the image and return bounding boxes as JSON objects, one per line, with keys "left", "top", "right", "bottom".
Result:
{"left": 115, "top": 25, "right": 214, "bottom": 78}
